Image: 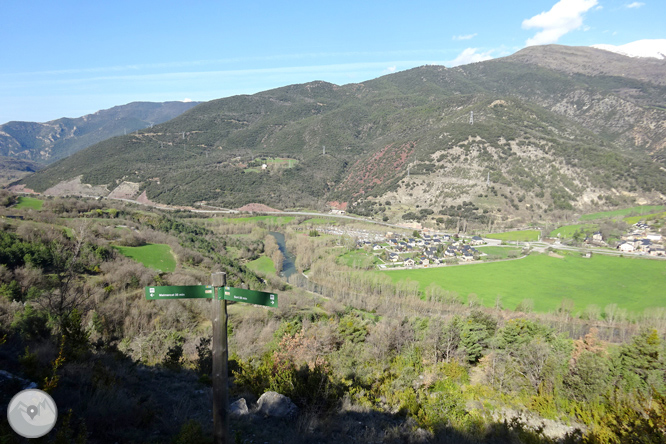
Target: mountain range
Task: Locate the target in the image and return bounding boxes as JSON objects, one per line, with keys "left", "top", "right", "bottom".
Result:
{"left": 14, "top": 45, "right": 666, "bottom": 225}
{"left": 0, "top": 101, "right": 200, "bottom": 165}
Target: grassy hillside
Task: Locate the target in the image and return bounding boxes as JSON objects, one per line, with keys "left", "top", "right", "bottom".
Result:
{"left": 580, "top": 205, "right": 666, "bottom": 221}
{"left": 549, "top": 223, "right": 598, "bottom": 238}
{"left": 114, "top": 243, "right": 176, "bottom": 272}
{"left": 246, "top": 255, "right": 276, "bottom": 275}
{"left": 14, "top": 196, "right": 43, "bottom": 210}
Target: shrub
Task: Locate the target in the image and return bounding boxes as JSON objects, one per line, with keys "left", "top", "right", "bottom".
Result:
{"left": 11, "top": 304, "right": 50, "bottom": 340}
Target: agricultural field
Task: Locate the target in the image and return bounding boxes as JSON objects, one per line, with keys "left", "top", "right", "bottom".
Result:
{"left": 549, "top": 223, "right": 598, "bottom": 238}
{"left": 224, "top": 215, "right": 295, "bottom": 225}
{"left": 580, "top": 205, "right": 665, "bottom": 221}
{"left": 114, "top": 243, "right": 176, "bottom": 272}
{"left": 338, "top": 249, "right": 380, "bottom": 268}
{"left": 264, "top": 157, "right": 298, "bottom": 167}
{"left": 475, "top": 246, "right": 522, "bottom": 259}
{"left": 381, "top": 253, "right": 666, "bottom": 315}
{"left": 484, "top": 229, "right": 540, "bottom": 242}
{"left": 14, "top": 196, "right": 43, "bottom": 210}
{"left": 245, "top": 157, "right": 299, "bottom": 172}
{"left": 624, "top": 211, "right": 666, "bottom": 225}
{"left": 246, "top": 256, "right": 276, "bottom": 275}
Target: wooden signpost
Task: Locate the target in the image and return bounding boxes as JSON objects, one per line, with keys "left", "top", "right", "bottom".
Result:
{"left": 145, "top": 273, "right": 278, "bottom": 444}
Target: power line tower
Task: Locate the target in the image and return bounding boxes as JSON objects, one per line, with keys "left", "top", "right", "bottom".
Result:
{"left": 323, "top": 146, "right": 325, "bottom": 155}
{"left": 469, "top": 111, "right": 474, "bottom": 125}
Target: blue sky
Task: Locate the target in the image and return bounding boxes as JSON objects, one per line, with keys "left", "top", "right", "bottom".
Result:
{"left": 1, "top": 0, "right": 663, "bottom": 123}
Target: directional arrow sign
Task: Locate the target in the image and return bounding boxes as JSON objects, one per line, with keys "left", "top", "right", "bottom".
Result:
{"left": 145, "top": 285, "right": 214, "bottom": 300}
{"left": 219, "top": 286, "right": 278, "bottom": 307}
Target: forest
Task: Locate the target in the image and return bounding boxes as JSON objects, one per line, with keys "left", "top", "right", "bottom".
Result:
{"left": 0, "top": 191, "right": 664, "bottom": 443}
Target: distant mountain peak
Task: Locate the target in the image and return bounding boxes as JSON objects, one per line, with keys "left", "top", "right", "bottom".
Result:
{"left": 592, "top": 39, "right": 666, "bottom": 60}
{"left": 505, "top": 44, "right": 666, "bottom": 86}
{"left": 0, "top": 101, "right": 200, "bottom": 165}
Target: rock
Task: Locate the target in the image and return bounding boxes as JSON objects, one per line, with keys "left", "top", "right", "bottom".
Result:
{"left": 0, "top": 370, "right": 37, "bottom": 389}
{"left": 255, "top": 391, "right": 298, "bottom": 418}
{"left": 230, "top": 398, "right": 249, "bottom": 416}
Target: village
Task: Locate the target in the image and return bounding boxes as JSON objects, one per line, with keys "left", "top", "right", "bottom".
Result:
{"left": 615, "top": 221, "right": 665, "bottom": 256}
{"left": 355, "top": 231, "right": 491, "bottom": 269}
{"left": 332, "top": 216, "right": 666, "bottom": 271}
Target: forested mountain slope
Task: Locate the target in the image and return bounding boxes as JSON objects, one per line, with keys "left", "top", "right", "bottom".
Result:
{"left": 19, "top": 45, "right": 666, "bottom": 218}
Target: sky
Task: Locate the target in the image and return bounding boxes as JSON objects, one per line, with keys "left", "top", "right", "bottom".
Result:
{"left": 1, "top": 0, "right": 664, "bottom": 124}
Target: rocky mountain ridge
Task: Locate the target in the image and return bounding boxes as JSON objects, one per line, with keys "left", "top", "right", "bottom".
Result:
{"left": 0, "top": 100, "right": 200, "bottom": 164}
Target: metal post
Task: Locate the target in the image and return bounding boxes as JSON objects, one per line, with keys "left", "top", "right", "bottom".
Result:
{"left": 211, "top": 272, "right": 228, "bottom": 444}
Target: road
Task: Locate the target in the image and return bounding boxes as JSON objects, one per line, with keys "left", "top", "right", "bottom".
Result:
{"left": 500, "top": 240, "right": 666, "bottom": 261}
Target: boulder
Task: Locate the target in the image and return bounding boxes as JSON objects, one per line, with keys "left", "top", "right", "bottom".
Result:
{"left": 0, "top": 370, "right": 37, "bottom": 389}
{"left": 230, "top": 398, "right": 249, "bottom": 416}
{"left": 255, "top": 391, "right": 298, "bottom": 418}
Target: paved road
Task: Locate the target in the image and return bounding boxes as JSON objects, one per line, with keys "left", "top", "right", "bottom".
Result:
{"left": 501, "top": 240, "right": 666, "bottom": 261}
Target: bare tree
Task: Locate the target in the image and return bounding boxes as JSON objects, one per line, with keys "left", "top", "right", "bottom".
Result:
{"left": 514, "top": 338, "right": 552, "bottom": 393}
{"left": 36, "top": 221, "right": 94, "bottom": 331}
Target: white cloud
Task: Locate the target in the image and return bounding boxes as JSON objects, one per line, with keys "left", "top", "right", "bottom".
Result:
{"left": 592, "top": 39, "right": 666, "bottom": 59}
{"left": 453, "top": 33, "right": 477, "bottom": 41}
{"left": 447, "top": 48, "right": 494, "bottom": 67}
{"left": 522, "top": 0, "right": 598, "bottom": 46}
{"left": 182, "top": 98, "right": 193, "bottom": 102}
{"left": 626, "top": 2, "right": 645, "bottom": 8}
{"left": 386, "top": 66, "right": 397, "bottom": 73}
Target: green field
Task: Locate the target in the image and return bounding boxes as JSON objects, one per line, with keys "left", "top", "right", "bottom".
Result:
{"left": 265, "top": 157, "right": 298, "bottom": 167}
{"left": 381, "top": 253, "right": 666, "bottom": 314}
{"left": 476, "top": 246, "right": 522, "bottom": 259}
{"left": 624, "top": 212, "right": 666, "bottom": 225}
{"left": 338, "top": 250, "right": 380, "bottom": 268}
{"left": 15, "top": 196, "right": 43, "bottom": 210}
{"left": 246, "top": 256, "right": 276, "bottom": 275}
{"left": 549, "top": 223, "right": 598, "bottom": 238}
{"left": 580, "top": 205, "right": 665, "bottom": 221}
{"left": 245, "top": 158, "right": 299, "bottom": 173}
{"left": 114, "top": 243, "right": 176, "bottom": 272}
{"left": 485, "top": 230, "right": 540, "bottom": 242}
{"left": 225, "top": 215, "right": 295, "bottom": 225}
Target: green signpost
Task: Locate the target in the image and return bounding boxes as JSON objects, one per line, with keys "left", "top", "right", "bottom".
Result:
{"left": 219, "top": 286, "right": 278, "bottom": 307}
{"left": 145, "top": 285, "right": 214, "bottom": 300}
{"left": 144, "top": 276, "right": 278, "bottom": 444}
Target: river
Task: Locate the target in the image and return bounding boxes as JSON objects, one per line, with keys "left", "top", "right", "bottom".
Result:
{"left": 268, "top": 231, "right": 331, "bottom": 297}
{"left": 268, "top": 231, "right": 298, "bottom": 279}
